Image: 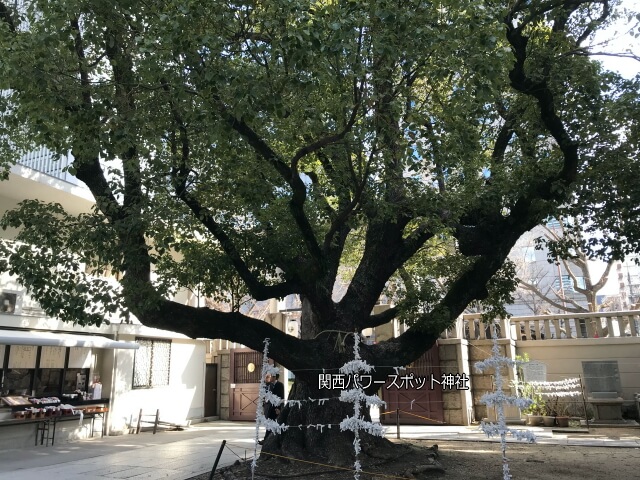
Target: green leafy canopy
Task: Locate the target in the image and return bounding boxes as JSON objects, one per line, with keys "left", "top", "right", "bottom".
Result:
{"left": 0, "top": 0, "right": 638, "bottom": 369}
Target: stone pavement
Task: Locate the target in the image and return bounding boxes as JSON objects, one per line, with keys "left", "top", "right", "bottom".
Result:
{"left": 0, "top": 421, "right": 638, "bottom": 480}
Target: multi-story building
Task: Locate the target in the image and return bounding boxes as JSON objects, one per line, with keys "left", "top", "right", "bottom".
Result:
{"left": 616, "top": 256, "right": 640, "bottom": 309}
{"left": 0, "top": 152, "right": 209, "bottom": 448}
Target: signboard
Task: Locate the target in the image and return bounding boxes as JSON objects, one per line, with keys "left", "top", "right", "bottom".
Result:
{"left": 521, "top": 360, "right": 547, "bottom": 383}
{"left": 8, "top": 345, "right": 37, "bottom": 369}
{"left": 68, "top": 347, "right": 92, "bottom": 368}
{"left": 1, "top": 396, "right": 32, "bottom": 406}
{"left": 582, "top": 361, "right": 622, "bottom": 395}
{"left": 40, "top": 346, "right": 66, "bottom": 369}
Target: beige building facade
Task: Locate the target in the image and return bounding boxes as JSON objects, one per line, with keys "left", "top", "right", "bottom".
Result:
{"left": 438, "top": 312, "right": 640, "bottom": 424}
{"left": 1, "top": 155, "right": 208, "bottom": 448}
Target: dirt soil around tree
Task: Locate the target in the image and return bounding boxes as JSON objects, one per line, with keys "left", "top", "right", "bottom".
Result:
{"left": 192, "top": 429, "right": 640, "bottom": 480}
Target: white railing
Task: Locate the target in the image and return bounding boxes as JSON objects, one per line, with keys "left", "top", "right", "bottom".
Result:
{"left": 441, "top": 311, "right": 640, "bottom": 341}
{"left": 440, "top": 315, "right": 509, "bottom": 340}
{"left": 510, "top": 310, "right": 640, "bottom": 340}
{"left": 17, "top": 147, "right": 79, "bottom": 184}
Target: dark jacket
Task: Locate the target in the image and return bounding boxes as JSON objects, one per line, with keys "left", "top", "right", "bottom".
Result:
{"left": 265, "top": 380, "right": 284, "bottom": 420}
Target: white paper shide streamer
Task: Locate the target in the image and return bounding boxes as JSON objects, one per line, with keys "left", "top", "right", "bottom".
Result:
{"left": 339, "top": 333, "right": 386, "bottom": 480}
{"left": 476, "top": 335, "right": 537, "bottom": 480}
{"left": 251, "top": 338, "right": 283, "bottom": 479}
{"left": 250, "top": 334, "right": 389, "bottom": 480}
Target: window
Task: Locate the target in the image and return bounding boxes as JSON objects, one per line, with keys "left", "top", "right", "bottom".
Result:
{"left": 553, "top": 275, "right": 585, "bottom": 292}
{"left": 3, "top": 368, "right": 33, "bottom": 395}
{"left": 0, "top": 344, "right": 94, "bottom": 397}
{"left": 34, "top": 369, "right": 63, "bottom": 396}
{"left": 133, "top": 338, "right": 171, "bottom": 388}
{"left": 546, "top": 217, "right": 561, "bottom": 229}
{"left": 63, "top": 368, "right": 90, "bottom": 393}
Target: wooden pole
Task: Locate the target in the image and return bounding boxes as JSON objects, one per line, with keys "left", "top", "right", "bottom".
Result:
{"left": 579, "top": 376, "right": 590, "bottom": 430}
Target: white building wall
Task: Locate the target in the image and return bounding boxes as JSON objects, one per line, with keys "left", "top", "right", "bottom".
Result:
{"left": 1, "top": 163, "right": 208, "bottom": 442}
{"left": 106, "top": 335, "right": 205, "bottom": 435}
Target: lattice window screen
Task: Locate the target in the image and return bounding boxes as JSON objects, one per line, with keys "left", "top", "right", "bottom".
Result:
{"left": 133, "top": 338, "right": 171, "bottom": 388}
{"left": 150, "top": 340, "right": 171, "bottom": 386}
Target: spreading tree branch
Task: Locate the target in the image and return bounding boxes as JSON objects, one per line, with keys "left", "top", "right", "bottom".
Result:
{"left": 362, "top": 306, "right": 400, "bottom": 329}
{"left": 492, "top": 117, "right": 515, "bottom": 164}
{"left": 289, "top": 100, "right": 360, "bottom": 172}
{"left": 575, "top": 1, "right": 610, "bottom": 46}
{"left": 210, "top": 93, "right": 325, "bottom": 268}
{"left": 160, "top": 83, "right": 299, "bottom": 301}
{"left": 518, "top": 279, "right": 587, "bottom": 313}
{"left": 149, "top": 300, "right": 316, "bottom": 369}
{"left": 66, "top": 16, "right": 123, "bottom": 225}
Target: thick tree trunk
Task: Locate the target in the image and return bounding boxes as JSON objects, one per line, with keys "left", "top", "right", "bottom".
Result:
{"left": 258, "top": 296, "right": 405, "bottom": 466}
{"left": 261, "top": 375, "right": 393, "bottom": 466}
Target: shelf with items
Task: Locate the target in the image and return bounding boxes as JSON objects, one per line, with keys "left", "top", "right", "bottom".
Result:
{"left": 1, "top": 397, "right": 109, "bottom": 420}
{"left": 28, "top": 396, "right": 62, "bottom": 405}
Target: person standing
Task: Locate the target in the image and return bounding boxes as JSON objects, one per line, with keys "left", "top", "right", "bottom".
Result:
{"left": 260, "top": 373, "right": 284, "bottom": 445}
{"left": 271, "top": 373, "right": 284, "bottom": 410}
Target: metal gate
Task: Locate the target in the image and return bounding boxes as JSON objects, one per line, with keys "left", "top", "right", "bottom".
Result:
{"left": 229, "top": 349, "right": 262, "bottom": 421}
{"left": 381, "top": 343, "right": 444, "bottom": 425}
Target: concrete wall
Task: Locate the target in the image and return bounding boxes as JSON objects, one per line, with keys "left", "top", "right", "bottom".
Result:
{"left": 0, "top": 415, "right": 100, "bottom": 450}
{"left": 466, "top": 339, "right": 519, "bottom": 422}
{"left": 436, "top": 336, "right": 640, "bottom": 423}
{"left": 517, "top": 338, "right": 640, "bottom": 402}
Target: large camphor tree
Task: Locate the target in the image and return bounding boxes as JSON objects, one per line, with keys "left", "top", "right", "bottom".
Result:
{"left": 1, "top": 0, "right": 639, "bottom": 462}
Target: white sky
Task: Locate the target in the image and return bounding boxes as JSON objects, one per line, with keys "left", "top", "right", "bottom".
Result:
{"left": 591, "top": 0, "right": 639, "bottom": 79}
{"left": 579, "top": 1, "right": 639, "bottom": 297}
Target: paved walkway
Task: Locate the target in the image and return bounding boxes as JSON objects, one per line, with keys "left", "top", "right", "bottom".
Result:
{"left": 394, "top": 423, "right": 640, "bottom": 447}
{"left": 0, "top": 421, "right": 638, "bottom": 480}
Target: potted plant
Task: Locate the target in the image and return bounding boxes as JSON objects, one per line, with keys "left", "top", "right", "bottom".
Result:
{"left": 542, "top": 395, "right": 560, "bottom": 427}
{"left": 555, "top": 402, "right": 570, "bottom": 428}
{"left": 526, "top": 399, "right": 545, "bottom": 426}
{"left": 515, "top": 376, "right": 544, "bottom": 426}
